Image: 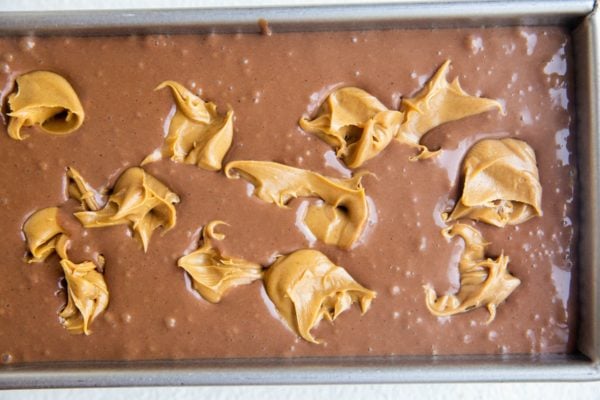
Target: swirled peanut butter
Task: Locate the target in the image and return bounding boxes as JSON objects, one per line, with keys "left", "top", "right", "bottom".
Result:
{"left": 178, "top": 221, "right": 263, "bottom": 303}
{"left": 264, "top": 249, "right": 376, "bottom": 344}
{"left": 74, "top": 167, "right": 180, "bottom": 252}
{"left": 225, "top": 160, "right": 368, "bottom": 249}
{"left": 57, "top": 240, "right": 109, "bottom": 335}
{"left": 7, "top": 71, "right": 84, "bottom": 140}
{"left": 299, "top": 87, "right": 402, "bottom": 168}
{"left": 22, "top": 207, "right": 68, "bottom": 263}
{"left": 424, "top": 224, "right": 520, "bottom": 322}
{"left": 445, "top": 138, "right": 543, "bottom": 227}
{"left": 397, "top": 60, "right": 503, "bottom": 160}
{"left": 67, "top": 167, "right": 101, "bottom": 211}
{"left": 142, "top": 80, "right": 234, "bottom": 171}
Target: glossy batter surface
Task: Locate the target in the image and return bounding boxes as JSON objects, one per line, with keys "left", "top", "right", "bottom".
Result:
{"left": 0, "top": 26, "right": 577, "bottom": 363}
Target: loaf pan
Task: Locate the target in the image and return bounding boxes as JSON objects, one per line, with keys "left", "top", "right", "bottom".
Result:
{"left": 0, "top": 0, "right": 598, "bottom": 387}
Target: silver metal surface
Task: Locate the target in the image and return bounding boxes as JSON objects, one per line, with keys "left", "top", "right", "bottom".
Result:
{"left": 0, "top": 0, "right": 598, "bottom": 387}
{"left": 574, "top": 6, "right": 600, "bottom": 366}
{"left": 0, "top": 0, "right": 594, "bottom": 35}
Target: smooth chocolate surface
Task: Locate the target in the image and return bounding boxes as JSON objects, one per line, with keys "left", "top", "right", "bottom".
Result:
{"left": 0, "top": 26, "right": 576, "bottom": 363}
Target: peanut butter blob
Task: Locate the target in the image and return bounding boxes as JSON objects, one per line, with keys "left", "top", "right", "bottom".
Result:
{"left": 23, "top": 207, "right": 109, "bottom": 335}
{"left": 67, "top": 167, "right": 101, "bottom": 211}
{"left": 300, "top": 60, "right": 503, "bottom": 167}
{"left": 225, "top": 160, "right": 368, "bottom": 249}
{"left": 445, "top": 138, "right": 543, "bottom": 227}
{"left": 7, "top": 70, "right": 84, "bottom": 140}
{"left": 264, "top": 249, "right": 376, "bottom": 344}
{"left": 57, "top": 239, "right": 109, "bottom": 335}
{"left": 74, "top": 167, "right": 180, "bottom": 252}
{"left": 396, "top": 60, "right": 503, "bottom": 160}
{"left": 424, "top": 223, "right": 521, "bottom": 322}
{"left": 142, "top": 80, "right": 234, "bottom": 171}
{"left": 299, "top": 87, "right": 402, "bottom": 168}
{"left": 23, "top": 207, "right": 68, "bottom": 263}
{"left": 178, "top": 221, "right": 263, "bottom": 303}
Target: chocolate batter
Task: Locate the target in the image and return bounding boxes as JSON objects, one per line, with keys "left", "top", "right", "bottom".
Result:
{"left": 0, "top": 26, "right": 576, "bottom": 363}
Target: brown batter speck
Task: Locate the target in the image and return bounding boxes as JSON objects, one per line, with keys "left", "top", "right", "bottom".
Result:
{"left": 258, "top": 19, "right": 273, "bottom": 36}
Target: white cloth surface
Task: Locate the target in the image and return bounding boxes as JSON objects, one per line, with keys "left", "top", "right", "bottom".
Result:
{"left": 2, "top": 382, "right": 600, "bottom": 399}
{"left": 1, "top": 0, "right": 598, "bottom": 398}
{"left": 3, "top": 0, "right": 395, "bottom": 11}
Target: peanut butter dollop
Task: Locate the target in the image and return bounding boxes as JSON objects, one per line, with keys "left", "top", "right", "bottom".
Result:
{"left": 67, "top": 167, "right": 101, "bottom": 211}
{"left": 178, "top": 221, "right": 263, "bottom": 303}
{"left": 24, "top": 208, "right": 108, "bottom": 334}
{"left": 423, "top": 223, "right": 520, "bottom": 323}
{"left": 397, "top": 60, "right": 503, "bottom": 160}
{"left": 74, "top": 167, "right": 180, "bottom": 252}
{"left": 142, "top": 80, "right": 234, "bottom": 171}
{"left": 445, "top": 138, "right": 542, "bottom": 227}
{"left": 7, "top": 70, "right": 84, "bottom": 140}
{"left": 264, "top": 249, "right": 376, "bottom": 344}
{"left": 225, "top": 161, "right": 368, "bottom": 249}
{"left": 23, "top": 207, "right": 68, "bottom": 263}
{"left": 299, "top": 60, "right": 502, "bottom": 165}
{"left": 299, "top": 87, "right": 402, "bottom": 168}
{"left": 57, "top": 239, "right": 109, "bottom": 335}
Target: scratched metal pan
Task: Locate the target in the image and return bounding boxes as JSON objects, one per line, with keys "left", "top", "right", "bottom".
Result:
{"left": 0, "top": 0, "right": 598, "bottom": 388}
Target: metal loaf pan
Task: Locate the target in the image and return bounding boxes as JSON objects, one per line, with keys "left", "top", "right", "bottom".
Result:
{"left": 0, "top": 0, "right": 599, "bottom": 388}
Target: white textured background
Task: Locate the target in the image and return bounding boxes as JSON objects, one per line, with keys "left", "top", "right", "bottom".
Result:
{"left": 2, "top": 0, "right": 599, "bottom": 398}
